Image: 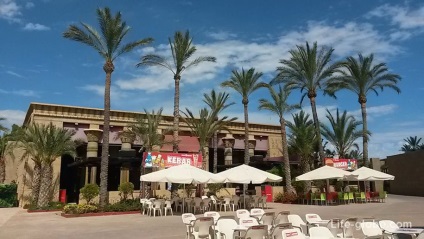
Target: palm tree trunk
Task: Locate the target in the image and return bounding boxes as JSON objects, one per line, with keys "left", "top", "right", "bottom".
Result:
{"left": 173, "top": 75, "right": 181, "bottom": 153}
{"left": 100, "top": 61, "right": 114, "bottom": 208}
{"left": 309, "top": 97, "right": 325, "bottom": 164}
{"left": 243, "top": 102, "right": 249, "bottom": 164}
{"left": 0, "top": 157, "right": 5, "bottom": 183}
{"left": 37, "top": 164, "right": 53, "bottom": 208}
{"left": 213, "top": 131, "right": 218, "bottom": 173}
{"left": 301, "top": 156, "right": 311, "bottom": 193}
{"left": 361, "top": 102, "right": 368, "bottom": 166}
{"left": 280, "top": 118, "right": 294, "bottom": 193}
{"left": 31, "top": 162, "right": 41, "bottom": 206}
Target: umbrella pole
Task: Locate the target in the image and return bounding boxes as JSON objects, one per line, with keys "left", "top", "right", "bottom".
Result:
{"left": 183, "top": 184, "right": 185, "bottom": 213}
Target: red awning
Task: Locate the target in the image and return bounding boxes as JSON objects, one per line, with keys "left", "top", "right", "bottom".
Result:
{"left": 160, "top": 135, "right": 200, "bottom": 152}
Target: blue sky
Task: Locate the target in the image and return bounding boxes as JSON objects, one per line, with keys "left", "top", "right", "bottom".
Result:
{"left": 1, "top": 0, "right": 423, "bottom": 158}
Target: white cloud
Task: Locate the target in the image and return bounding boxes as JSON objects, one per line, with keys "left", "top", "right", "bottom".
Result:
{"left": 0, "top": 0, "right": 21, "bottom": 22}
{"left": 368, "top": 129, "right": 424, "bottom": 158}
{"left": 0, "top": 110, "right": 25, "bottom": 129}
{"left": 117, "top": 21, "right": 400, "bottom": 93}
{"left": 368, "top": 4, "right": 424, "bottom": 29}
{"left": 25, "top": 2, "right": 34, "bottom": 9}
{"left": 81, "top": 84, "right": 128, "bottom": 102}
{"left": 23, "top": 23, "right": 50, "bottom": 31}
{"left": 5, "top": 70, "right": 23, "bottom": 78}
{"left": 0, "top": 88, "right": 39, "bottom": 97}
{"left": 349, "top": 104, "right": 398, "bottom": 120}
{"left": 206, "top": 31, "right": 237, "bottom": 40}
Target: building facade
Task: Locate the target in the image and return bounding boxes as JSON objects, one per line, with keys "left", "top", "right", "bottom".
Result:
{"left": 4, "top": 102, "right": 285, "bottom": 205}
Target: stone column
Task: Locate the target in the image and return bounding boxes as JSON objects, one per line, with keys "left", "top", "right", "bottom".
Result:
{"left": 222, "top": 134, "right": 235, "bottom": 165}
{"left": 248, "top": 135, "right": 256, "bottom": 157}
{"left": 84, "top": 128, "right": 103, "bottom": 184}
{"left": 119, "top": 131, "right": 135, "bottom": 184}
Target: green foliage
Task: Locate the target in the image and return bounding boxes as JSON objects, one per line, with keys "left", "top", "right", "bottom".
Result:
{"left": 0, "top": 183, "right": 17, "bottom": 208}
{"left": 267, "top": 165, "right": 284, "bottom": 178}
{"left": 274, "top": 192, "right": 284, "bottom": 202}
{"left": 118, "top": 182, "right": 134, "bottom": 201}
{"left": 401, "top": 136, "right": 423, "bottom": 152}
{"left": 80, "top": 184, "right": 99, "bottom": 204}
{"left": 292, "top": 180, "right": 305, "bottom": 194}
{"left": 103, "top": 199, "right": 141, "bottom": 212}
{"left": 28, "top": 201, "right": 65, "bottom": 211}
{"left": 63, "top": 204, "right": 98, "bottom": 214}
{"left": 178, "top": 184, "right": 197, "bottom": 198}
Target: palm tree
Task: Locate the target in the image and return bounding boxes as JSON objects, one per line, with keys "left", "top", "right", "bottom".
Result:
{"left": 287, "top": 110, "right": 317, "bottom": 174}
{"left": 16, "top": 123, "right": 76, "bottom": 207}
{"left": 0, "top": 117, "right": 8, "bottom": 132}
{"left": 347, "top": 148, "right": 362, "bottom": 160}
{"left": 63, "top": 7, "right": 153, "bottom": 207}
{"left": 138, "top": 31, "right": 216, "bottom": 153}
{"left": 327, "top": 53, "right": 401, "bottom": 165}
{"left": 180, "top": 108, "right": 237, "bottom": 170}
{"left": 0, "top": 134, "right": 10, "bottom": 183}
{"left": 203, "top": 90, "right": 235, "bottom": 173}
{"left": 401, "top": 136, "right": 423, "bottom": 152}
{"left": 271, "top": 42, "right": 339, "bottom": 163}
{"left": 258, "top": 85, "right": 299, "bottom": 193}
{"left": 287, "top": 111, "right": 317, "bottom": 193}
{"left": 321, "top": 109, "right": 366, "bottom": 158}
{"left": 221, "top": 68, "right": 266, "bottom": 165}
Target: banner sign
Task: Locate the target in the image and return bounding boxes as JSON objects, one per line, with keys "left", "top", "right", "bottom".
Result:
{"left": 325, "top": 158, "right": 357, "bottom": 170}
{"left": 143, "top": 152, "right": 203, "bottom": 169}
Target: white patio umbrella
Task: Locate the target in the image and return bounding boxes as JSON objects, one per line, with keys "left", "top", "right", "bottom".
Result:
{"left": 217, "top": 164, "right": 282, "bottom": 184}
{"left": 296, "top": 165, "right": 357, "bottom": 193}
{"left": 140, "top": 164, "right": 225, "bottom": 213}
{"left": 217, "top": 164, "right": 282, "bottom": 207}
{"left": 295, "top": 165, "right": 357, "bottom": 181}
{"left": 351, "top": 167, "right": 394, "bottom": 181}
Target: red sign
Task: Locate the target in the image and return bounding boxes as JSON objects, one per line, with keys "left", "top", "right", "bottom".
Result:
{"left": 325, "top": 158, "right": 357, "bottom": 170}
{"left": 143, "top": 152, "right": 203, "bottom": 168}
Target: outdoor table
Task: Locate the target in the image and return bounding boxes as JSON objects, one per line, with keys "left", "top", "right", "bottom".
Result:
{"left": 392, "top": 228, "right": 424, "bottom": 234}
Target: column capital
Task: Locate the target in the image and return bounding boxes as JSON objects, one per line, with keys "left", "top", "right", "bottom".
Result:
{"left": 248, "top": 135, "right": 256, "bottom": 149}
{"left": 119, "top": 131, "right": 135, "bottom": 144}
{"left": 83, "top": 129, "right": 103, "bottom": 142}
{"left": 222, "top": 133, "right": 235, "bottom": 148}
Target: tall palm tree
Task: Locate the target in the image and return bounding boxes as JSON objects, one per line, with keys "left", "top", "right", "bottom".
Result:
{"left": 138, "top": 31, "right": 216, "bottom": 153}
{"left": 287, "top": 111, "right": 317, "bottom": 174}
{"left": 321, "top": 109, "right": 366, "bottom": 158}
{"left": 271, "top": 42, "right": 339, "bottom": 163}
{"left": 63, "top": 7, "right": 153, "bottom": 207}
{"left": 203, "top": 90, "right": 235, "bottom": 173}
{"left": 401, "top": 136, "right": 423, "bottom": 152}
{"left": 287, "top": 111, "right": 317, "bottom": 193}
{"left": 180, "top": 108, "right": 237, "bottom": 170}
{"left": 221, "top": 68, "right": 266, "bottom": 165}
{"left": 258, "top": 85, "right": 299, "bottom": 193}
{"left": 0, "top": 134, "right": 10, "bottom": 183}
{"left": 327, "top": 53, "right": 401, "bottom": 165}
{"left": 16, "top": 123, "right": 76, "bottom": 207}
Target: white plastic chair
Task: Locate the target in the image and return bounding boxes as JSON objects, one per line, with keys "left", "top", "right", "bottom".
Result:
{"left": 234, "top": 225, "right": 268, "bottom": 239}
{"left": 220, "top": 197, "right": 232, "bottom": 212}
{"left": 216, "top": 217, "right": 238, "bottom": 239}
{"left": 342, "top": 218, "right": 357, "bottom": 238}
{"left": 236, "top": 209, "right": 250, "bottom": 220}
{"left": 144, "top": 200, "right": 154, "bottom": 216}
{"left": 202, "top": 198, "right": 211, "bottom": 212}
{"left": 204, "top": 211, "right": 220, "bottom": 224}
{"left": 202, "top": 196, "right": 209, "bottom": 200}
{"left": 282, "top": 228, "right": 307, "bottom": 239}
{"left": 182, "top": 213, "right": 196, "bottom": 239}
{"left": 305, "top": 213, "right": 323, "bottom": 224}
{"left": 193, "top": 197, "right": 204, "bottom": 214}
{"left": 288, "top": 214, "right": 308, "bottom": 235}
{"left": 152, "top": 200, "right": 163, "bottom": 217}
{"left": 269, "top": 223, "right": 292, "bottom": 239}
{"left": 274, "top": 211, "right": 290, "bottom": 225}
{"left": 188, "top": 217, "right": 215, "bottom": 239}
{"left": 361, "top": 221, "right": 383, "bottom": 239}
{"left": 239, "top": 217, "right": 259, "bottom": 228}
{"left": 326, "top": 218, "right": 343, "bottom": 238}
{"left": 164, "top": 200, "right": 173, "bottom": 216}
{"left": 232, "top": 196, "right": 240, "bottom": 211}
{"left": 210, "top": 195, "right": 219, "bottom": 211}
{"left": 309, "top": 226, "right": 335, "bottom": 239}
{"left": 378, "top": 220, "right": 399, "bottom": 234}
{"left": 260, "top": 195, "right": 268, "bottom": 209}
{"left": 250, "top": 208, "right": 265, "bottom": 218}
{"left": 259, "top": 212, "right": 275, "bottom": 231}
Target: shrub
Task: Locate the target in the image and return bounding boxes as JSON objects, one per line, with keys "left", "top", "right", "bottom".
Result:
{"left": 0, "top": 183, "right": 17, "bottom": 208}
{"left": 62, "top": 204, "right": 98, "bottom": 214}
{"left": 118, "top": 182, "right": 134, "bottom": 201}
{"left": 282, "top": 191, "right": 298, "bottom": 204}
{"left": 80, "top": 184, "right": 99, "bottom": 204}
{"left": 103, "top": 199, "right": 141, "bottom": 212}
{"left": 274, "top": 192, "right": 284, "bottom": 202}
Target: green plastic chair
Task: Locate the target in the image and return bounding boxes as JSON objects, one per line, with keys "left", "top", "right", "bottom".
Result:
{"left": 379, "top": 191, "right": 387, "bottom": 202}
{"left": 348, "top": 192, "right": 354, "bottom": 203}
{"left": 319, "top": 193, "right": 327, "bottom": 205}
{"left": 337, "top": 192, "right": 343, "bottom": 204}
{"left": 359, "top": 192, "right": 366, "bottom": 203}
{"left": 343, "top": 193, "right": 349, "bottom": 204}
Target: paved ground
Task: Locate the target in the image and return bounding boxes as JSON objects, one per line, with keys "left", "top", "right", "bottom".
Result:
{"left": 1, "top": 194, "right": 423, "bottom": 239}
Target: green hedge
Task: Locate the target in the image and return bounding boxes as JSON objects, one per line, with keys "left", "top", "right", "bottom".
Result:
{"left": 0, "top": 183, "right": 18, "bottom": 208}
